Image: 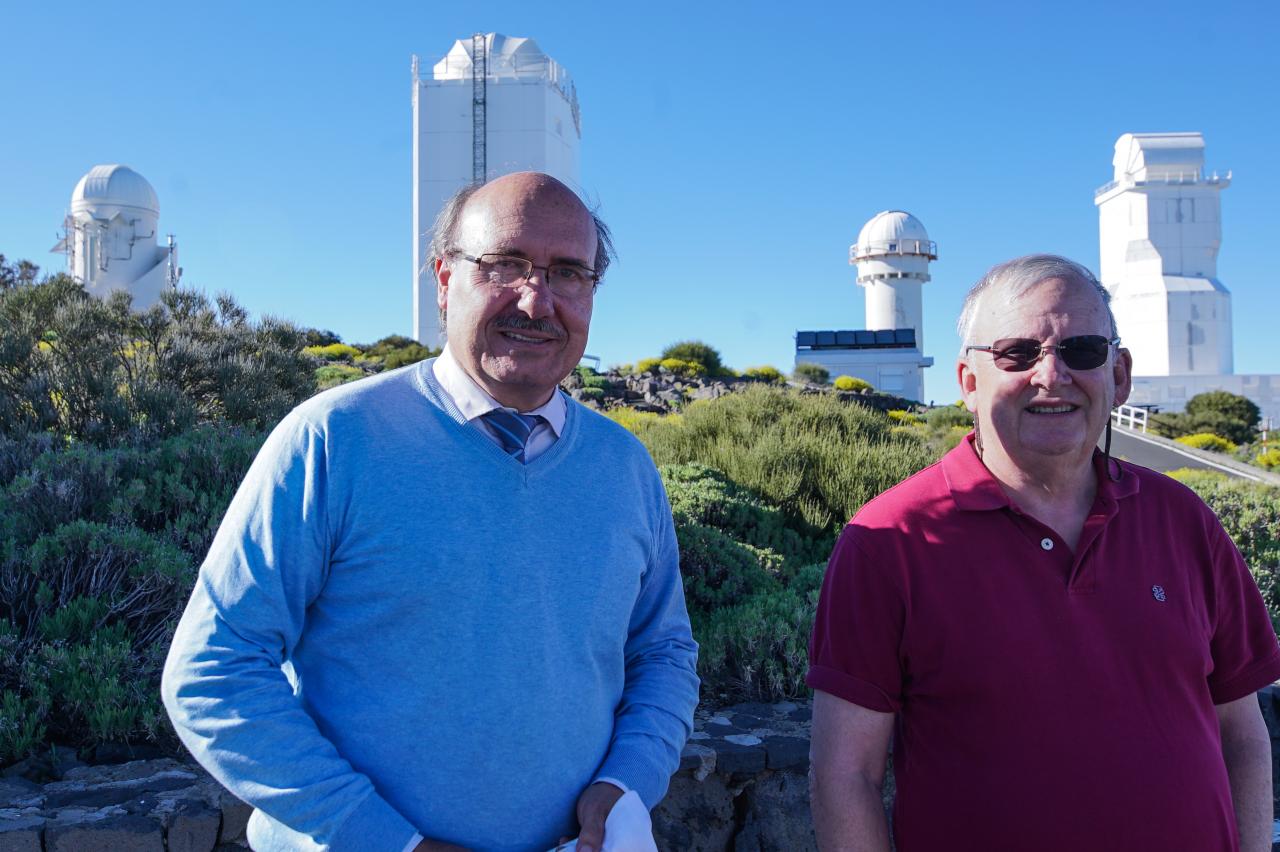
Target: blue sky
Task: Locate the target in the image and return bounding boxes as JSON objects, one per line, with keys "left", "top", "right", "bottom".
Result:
{"left": 2, "top": 0, "right": 1276, "bottom": 404}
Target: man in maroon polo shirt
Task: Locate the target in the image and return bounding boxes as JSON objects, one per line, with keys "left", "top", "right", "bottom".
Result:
{"left": 808, "top": 254, "right": 1280, "bottom": 851}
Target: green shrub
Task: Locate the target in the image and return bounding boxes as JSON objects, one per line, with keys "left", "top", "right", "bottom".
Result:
{"left": 1167, "top": 470, "right": 1280, "bottom": 630}
{"left": 604, "top": 408, "right": 674, "bottom": 438}
{"left": 315, "top": 364, "right": 365, "bottom": 390}
{"left": 1151, "top": 391, "right": 1260, "bottom": 445}
{"left": 793, "top": 362, "right": 829, "bottom": 385}
{"left": 636, "top": 357, "right": 663, "bottom": 375}
{"left": 924, "top": 405, "right": 974, "bottom": 430}
{"left": 887, "top": 409, "right": 922, "bottom": 426}
{"left": 302, "top": 342, "right": 361, "bottom": 361}
{"left": 578, "top": 387, "right": 606, "bottom": 404}
{"left": 1256, "top": 448, "right": 1280, "bottom": 470}
{"left": 581, "top": 375, "right": 611, "bottom": 391}
{"left": 833, "top": 375, "right": 872, "bottom": 392}
{"left": 660, "top": 341, "right": 725, "bottom": 376}
{"left": 743, "top": 366, "right": 784, "bottom": 384}
{"left": 1175, "top": 433, "right": 1237, "bottom": 453}
{"left": 636, "top": 385, "right": 933, "bottom": 536}
{"left": 658, "top": 358, "right": 704, "bottom": 378}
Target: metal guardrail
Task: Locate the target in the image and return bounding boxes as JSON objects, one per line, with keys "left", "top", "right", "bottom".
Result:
{"left": 1094, "top": 169, "right": 1231, "bottom": 197}
{"left": 1111, "top": 404, "right": 1148, "bottom": 433}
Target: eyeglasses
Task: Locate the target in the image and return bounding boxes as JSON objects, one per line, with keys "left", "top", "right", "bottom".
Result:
{"left": 966, "top": 335, "right": 1120, "bottom": 372}
{"left": 451, "top": 252, "right": 598, "bottom": 300}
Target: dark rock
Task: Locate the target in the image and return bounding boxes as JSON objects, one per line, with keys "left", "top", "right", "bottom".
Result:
{"left": 734, "top": 772, "right": 816, "bottom": 852}
{"left": 652, "top": 773, "right": 735, "bottom": 852}
{"left": 0, "top": 815, "right": 45, "bottom": 852}
{"left": 787, "top": 705, "right": 813, "bottom": 723}
{"left": 732, "top": 702, "right": 778, "bottom": 719}
{"left": 678, "top": 743, "right": 716, "bottom": 780}
{"left": 217, "top": 790, "right": 252, "bottom": 846}
{"left": 765, "top": 736, "right": 810, "bottom": 770}
{"left": 729, "top": 713, "right": 767, "bottom": 731}
{"left": 713, "top": 739, "right": 766, "bottom": 775}
{"left": 167, "top": 799, "right": 221, "bottom": 852}
{"left": 43, "top": 775, "right": 195, "bottom": 809}
{"left": 0, "top": 777, "right": 42, "bottom": 808}
{"left": 45, "top": 814, "right": 164, "bottom": 852}
{"left": 90, "top": 742, "right": 166, "bottom": 766}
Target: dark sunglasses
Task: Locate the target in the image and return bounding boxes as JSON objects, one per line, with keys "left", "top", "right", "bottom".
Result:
{"left": 966, "top": 335, "right": 1120, "bottom": 372}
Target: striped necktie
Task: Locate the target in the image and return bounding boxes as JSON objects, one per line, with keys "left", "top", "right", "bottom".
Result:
{"left": 481, "top": 409, "right": 543, "bottom": 464}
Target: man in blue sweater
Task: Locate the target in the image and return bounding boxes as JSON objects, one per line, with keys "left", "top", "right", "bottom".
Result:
{"left": 162, "top": 172, "right": 700, "bottom": 851}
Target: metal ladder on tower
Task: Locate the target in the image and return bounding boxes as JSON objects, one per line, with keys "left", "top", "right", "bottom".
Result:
{"left": 471, "top": 32, "right": 487, "bottom": 185}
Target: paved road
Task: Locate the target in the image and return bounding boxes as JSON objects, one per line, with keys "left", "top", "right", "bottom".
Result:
{"left": 1106, "top": 428, "right": 1253, "bottom": 478}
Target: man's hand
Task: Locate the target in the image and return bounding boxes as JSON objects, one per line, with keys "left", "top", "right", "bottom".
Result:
{"left": 574, "top": 781, "right": 625, "bottom": 852}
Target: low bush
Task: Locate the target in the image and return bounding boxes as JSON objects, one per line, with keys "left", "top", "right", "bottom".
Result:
{"left": 659, "top": 358, "right": 704, "bottom": 378}
{"left": 637, "top": 385, "right": 934, "bottom": 536}
{"left": 660, "top": 341, "right": 725, "bottom": 376}
{"left": 315, "top": 364, "right": 365, "bottom": 390}
{"left": 743, "top": 366, "right": 784, "bottom": 384}
{"left": 1167, "top": 470, "right": 1280, "bottom": 630}
{"left": 1175, "top": 433, "right": 1237, "bottom": 453}
{"left": 578, "top": 387, "right": 606, "bottom": 403}
{"left": 793, "top": 362, "right": 829, "bottom": 385}
{"left": 302, "top": 342, "right": 361, "bottom": 362}
{"left": 1256, "top": 448, "right": 1280, "bottom": 470}
{"left": 887, "top": 409, "right": 922, "bottom": 426}
{"left": 581, "top": 375, "right": 611, "bottom": 391}
{"left": 833, "top": 375, "right": 872, "bottom": 392}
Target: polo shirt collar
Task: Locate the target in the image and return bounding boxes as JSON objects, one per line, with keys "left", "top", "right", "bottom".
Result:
{"left": 942, "top": 431, "right": 1141, "bottom": 513}
{"left": 431, "top": 344, "right": 566, "bottom": 437}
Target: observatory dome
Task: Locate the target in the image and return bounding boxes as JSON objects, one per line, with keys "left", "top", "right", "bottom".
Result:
{"left": 70, "top": 165, "right": 159, "bottom": 219}
{"left": 433, "top": 33, "right": 555, "bottom": 81}
{"left": 853, "top": 210, "right": 932, "bottom": 260}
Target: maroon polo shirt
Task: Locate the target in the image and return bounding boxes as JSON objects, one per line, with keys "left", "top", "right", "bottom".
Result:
{"left": 808, "top": 435, "right": 1280, "bottom": 852}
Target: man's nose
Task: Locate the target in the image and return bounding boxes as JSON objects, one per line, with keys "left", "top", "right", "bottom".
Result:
{"left": 1030, "top": 348, "right": 1072, "bottom": 385}
{"left": 514, "top": 273, "right": 555, "bottom": 317}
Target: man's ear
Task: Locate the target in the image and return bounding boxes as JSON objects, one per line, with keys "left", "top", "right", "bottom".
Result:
{"left": 434, "top": 257, "right": 450, "bottom": 312}
{"left": 957, "top": 357, "right": 979, "bottom": 413}
{"left": 1112, "top": 346, "right": 1133, "bottom": 407}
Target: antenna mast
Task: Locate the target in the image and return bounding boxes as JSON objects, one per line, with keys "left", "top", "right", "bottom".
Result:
{"left": 471, "top": 32, "right": 487, "bottom": 184}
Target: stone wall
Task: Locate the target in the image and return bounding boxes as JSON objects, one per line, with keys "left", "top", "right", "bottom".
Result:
{"left": 5, "top": 689, "right": 1279, "bottom": 851}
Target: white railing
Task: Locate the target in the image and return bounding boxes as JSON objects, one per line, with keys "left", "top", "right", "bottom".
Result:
{"left": 1111, "top": 404, "right": 1148, "bottom": 433}
{"left": 1095, "top": 169, "right": 1231, "bottom": 197}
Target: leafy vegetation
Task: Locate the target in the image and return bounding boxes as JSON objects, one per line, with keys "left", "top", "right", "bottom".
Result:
{"left": 833, "top": 375, "right": 872, "bottom": 392}
{"left": 1175, "top": 433, "right": 1237, "bottom": 453}
{"left": 793, "top": 362, "right": 830, "bottom": 385}
{"left": 1151, "top": 390, "right": 1261, "bottom": 446}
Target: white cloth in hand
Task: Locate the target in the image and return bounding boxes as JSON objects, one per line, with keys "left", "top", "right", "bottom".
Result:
{"left": 548, "top": 791, "right": 657, "bottom": 852}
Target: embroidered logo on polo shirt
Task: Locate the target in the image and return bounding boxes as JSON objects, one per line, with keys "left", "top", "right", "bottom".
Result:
{"left": 1152, "top": 585, "right": 1167, "bottom": 602}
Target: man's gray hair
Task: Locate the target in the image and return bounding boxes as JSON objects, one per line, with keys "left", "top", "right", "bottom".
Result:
{"left": 956, "top": 254, "right": 1118, "bottom": 353}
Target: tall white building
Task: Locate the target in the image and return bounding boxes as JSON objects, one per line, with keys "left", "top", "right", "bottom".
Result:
{"left": 51, "top": 164, "right": 179, "bottom": 308}
{"left": 1095, "top": 132, "right": 1279, "bottom": 424}
{"left": 795, "top": 211, "right": 936, "bottom": 402}
{"left": 412, "top": 33, "right": 582, "bottom": 346}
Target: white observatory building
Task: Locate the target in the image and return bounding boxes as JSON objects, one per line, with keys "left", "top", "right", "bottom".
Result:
{"left": 51, "top": 164, "right": 179, "bottom": 308}
{"left": 1095, "top": 132, "right": 1279, "bottom": 424}
{"left": 412, "top": 33, "right": 582, "bottom": 346}
{"left": 794, "top": 211, "right": 936, "bottom": 401}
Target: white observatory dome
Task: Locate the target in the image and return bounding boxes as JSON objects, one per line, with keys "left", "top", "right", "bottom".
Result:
{"left": 852, "top": 210, "right": 934, "bottom": 260}
{"left": 70, "top": 164, "right": 159, "bottom": 219}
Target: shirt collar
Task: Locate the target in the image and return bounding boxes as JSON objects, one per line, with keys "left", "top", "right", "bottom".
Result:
{"left": 942, "top": 431, "right": 1141, "bottom": 512}
{"left": 431, "top": 344, "right": 566, "bottom": 437}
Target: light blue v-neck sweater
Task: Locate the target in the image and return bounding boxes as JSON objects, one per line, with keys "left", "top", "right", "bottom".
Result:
{"left": 162, "top": 360, "right": 700, "bottom": 851}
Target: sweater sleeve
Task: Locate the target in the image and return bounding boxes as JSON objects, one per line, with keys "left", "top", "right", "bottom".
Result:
{"left": 160, "top": 413, "right": 418, "bottom": 851}
{"left": 594, "top": 481, "right": 700, "bottom": 809}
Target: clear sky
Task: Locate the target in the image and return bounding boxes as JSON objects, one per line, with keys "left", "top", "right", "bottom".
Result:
{"left": 2, "top": 0, "right": 1276, "bottom": 404}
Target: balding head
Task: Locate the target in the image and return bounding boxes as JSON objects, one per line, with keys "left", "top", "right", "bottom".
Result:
{"left": 429, "top": 173, "right": 615, "bottom": 287}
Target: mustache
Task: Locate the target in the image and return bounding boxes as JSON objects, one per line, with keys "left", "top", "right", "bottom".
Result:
{"left": 494, "top": 315, "right": 565, "bottom": 340}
